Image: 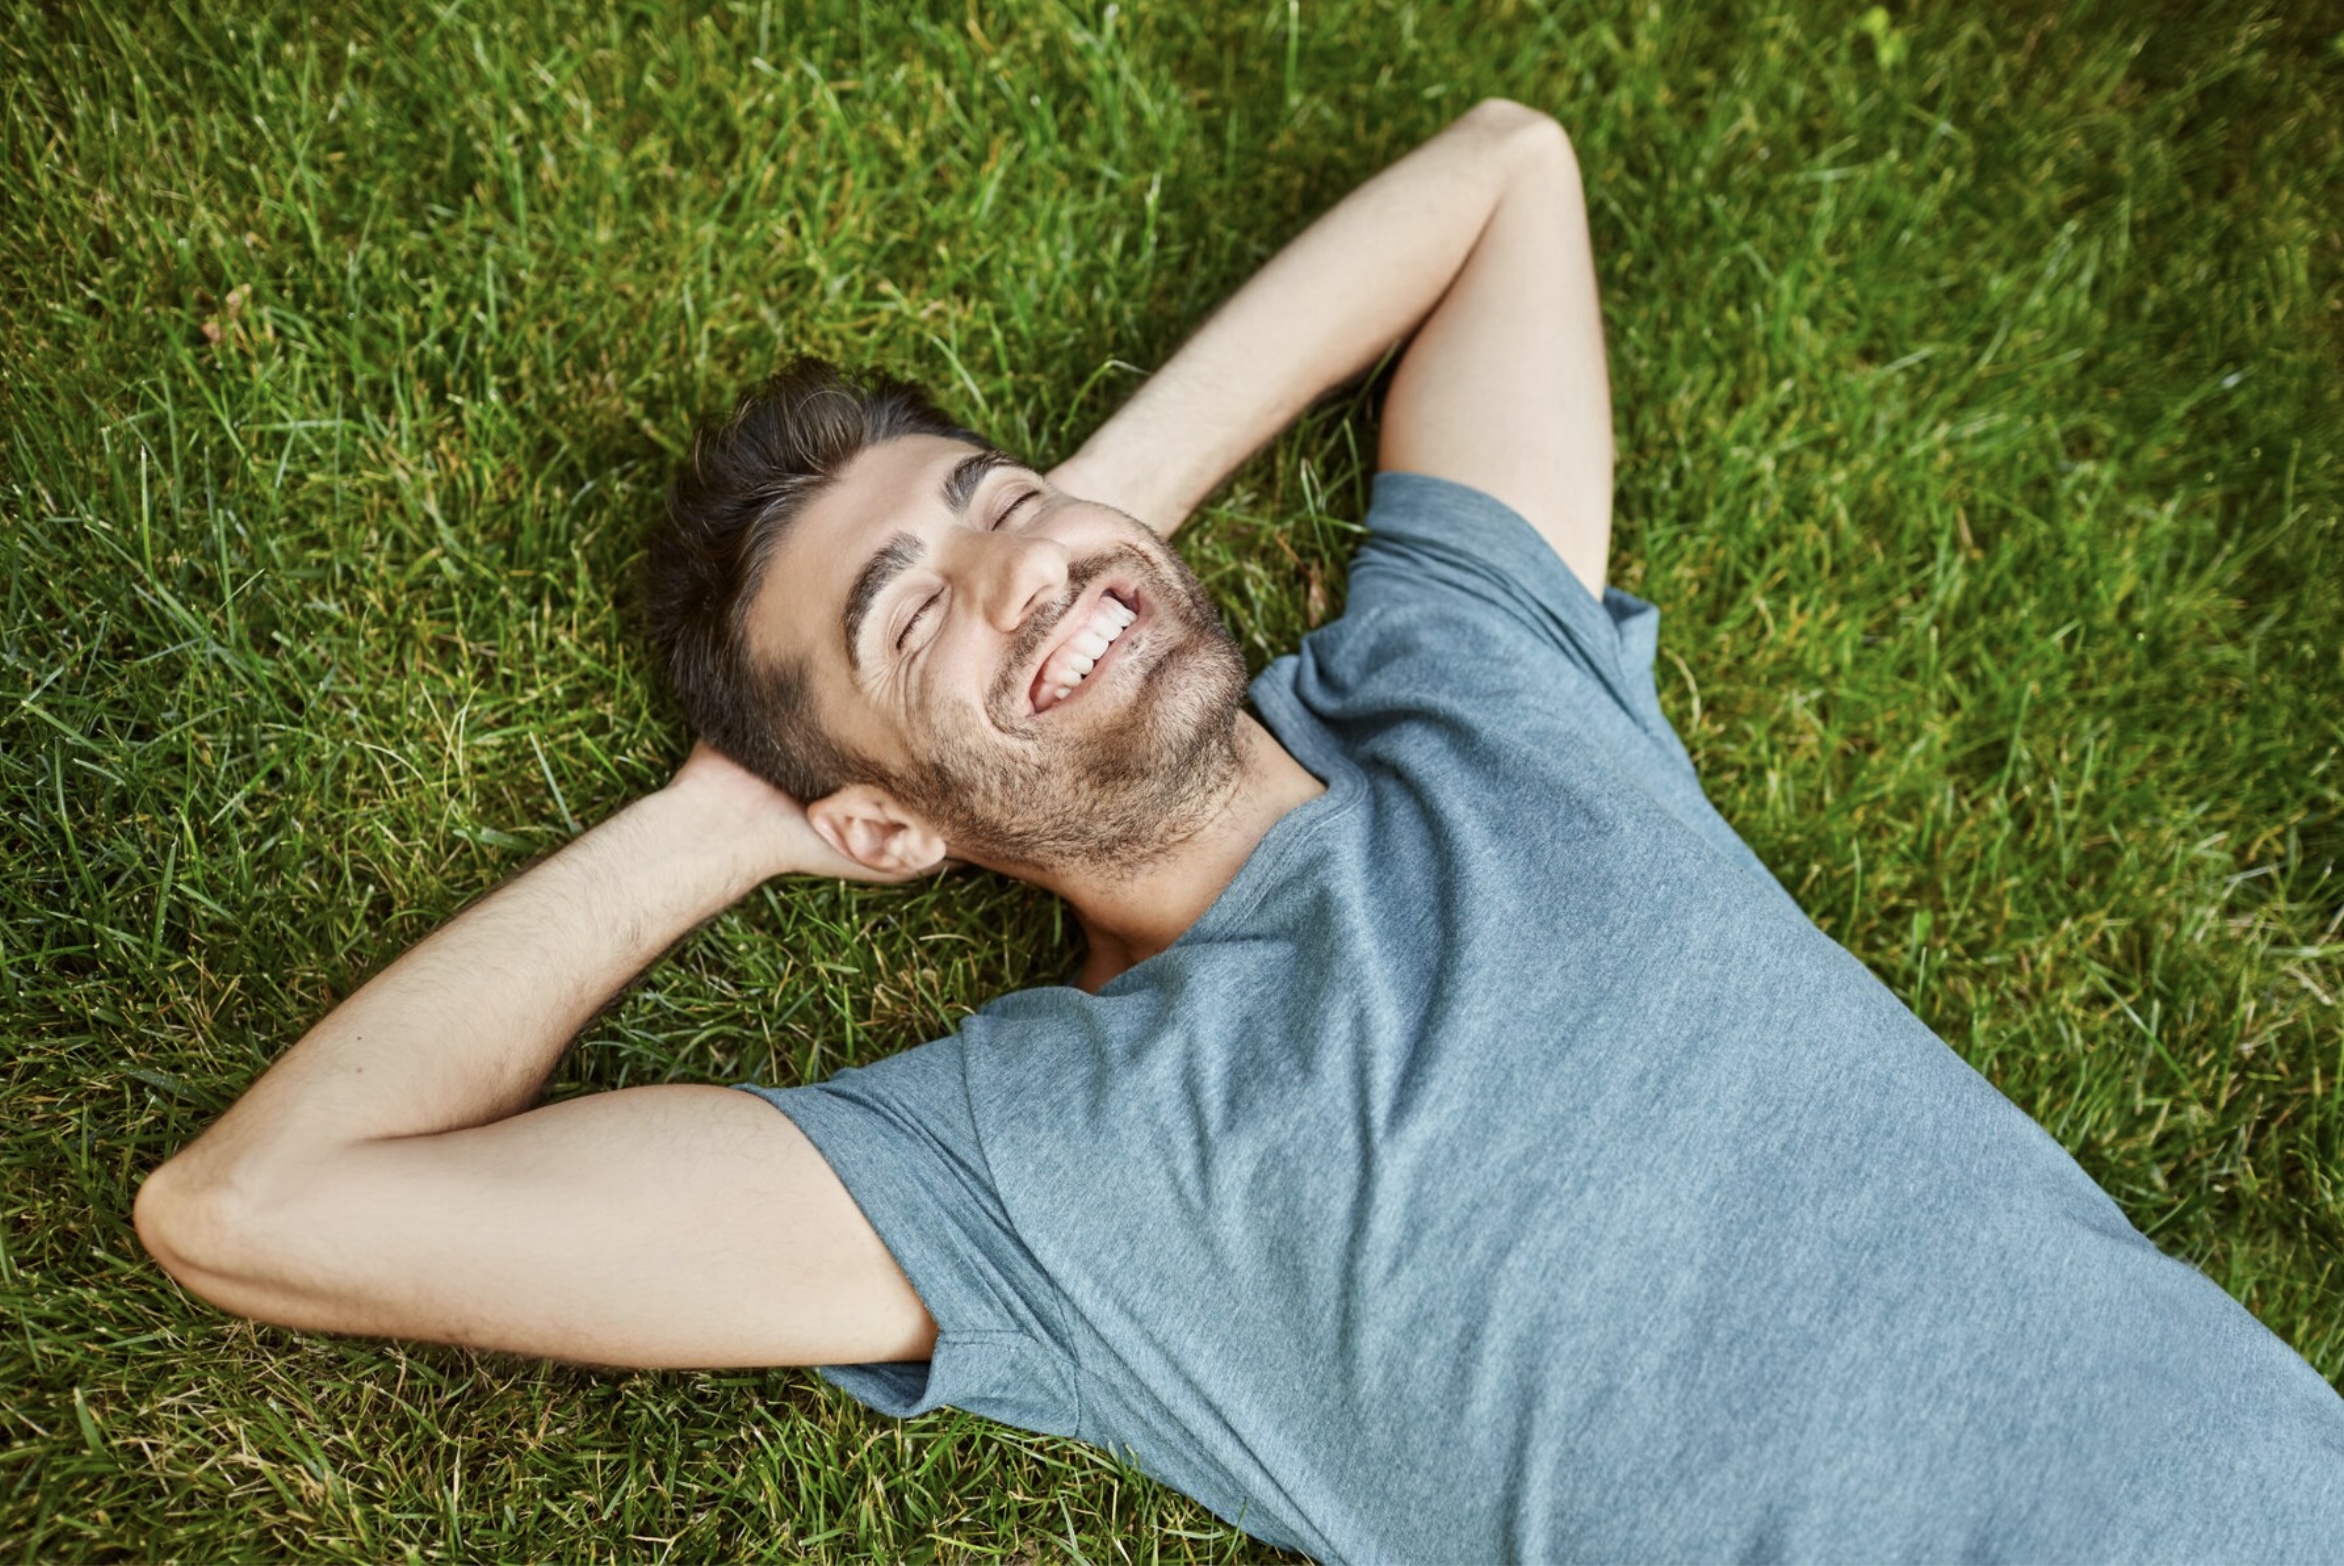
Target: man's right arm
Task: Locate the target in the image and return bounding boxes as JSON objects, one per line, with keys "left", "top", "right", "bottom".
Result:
{"left": 1053, "top": 98, "right": 1612, "bottom": 594}
{"left": 133, "top": 745, "right": 936, "bottom": 1369}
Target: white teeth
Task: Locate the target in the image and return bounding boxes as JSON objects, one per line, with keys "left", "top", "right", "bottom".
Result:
{"left": 1036, "top": 596, "right": 1141, "bottom": 712}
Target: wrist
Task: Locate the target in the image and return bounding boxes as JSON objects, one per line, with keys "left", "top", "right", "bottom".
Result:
{"left": 1061, "top": 411, "right": 1221, "bottom": 536}
{"left": 624, "top": 784, "right": 797, "bottom": 904}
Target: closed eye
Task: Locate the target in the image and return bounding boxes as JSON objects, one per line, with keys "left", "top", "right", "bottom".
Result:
{"left": 993, "top": 487, "right": 1040, "bottom": 529}
{"left": 896, "top": 590, "right": 941, "bottom": 652}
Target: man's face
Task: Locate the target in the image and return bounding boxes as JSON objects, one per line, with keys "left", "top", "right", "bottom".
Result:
{"left": 747, "top": 434, "right": 1250, "bottom": 872}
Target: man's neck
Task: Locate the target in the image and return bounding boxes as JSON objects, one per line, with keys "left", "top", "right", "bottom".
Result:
{"left": 1028, "top": 716, "right": 1324, "bottom": 991}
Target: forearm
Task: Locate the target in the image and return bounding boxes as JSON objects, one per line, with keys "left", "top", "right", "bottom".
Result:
{"left": 155, "top": 785, "right": 773, "bottom": 1194}
{"left": 1060, "top": 99, "right": 1563, "bottom": 533}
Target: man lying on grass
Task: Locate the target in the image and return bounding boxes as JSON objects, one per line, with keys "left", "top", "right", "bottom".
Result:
{"left": 135, "top": 100, "right": 2344, "bottom": 1562}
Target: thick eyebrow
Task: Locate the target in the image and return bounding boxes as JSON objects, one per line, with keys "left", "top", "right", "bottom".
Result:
{"left": 842, "top": 448, "right": 1020, "bottom": 674}
{"left": 942, "top": 447, "right": 1014, "bottom": 514}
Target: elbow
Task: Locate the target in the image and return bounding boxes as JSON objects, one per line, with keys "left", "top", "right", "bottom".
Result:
{"left": 1455, "top": 100, "right": 1581, "bottom": 195}
{"left": 1462, "top": 97, "right": 1574, "bottom": 156}
{"left": 134, "top": 1150, "right": 269, "bottom": 1313}
{"left": 134, "top": 1153, "right": 217, "bottom": 1289}
{"left": 1462, "top": 100, "right": 1575, "bottom": 182}
{"left": 138, "top": 1142, "right": 371, "bottom": 1333}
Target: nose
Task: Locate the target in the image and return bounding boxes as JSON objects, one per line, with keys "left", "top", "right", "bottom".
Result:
{"left": 962, "top": 530, "right": 1070, "bottom": 635}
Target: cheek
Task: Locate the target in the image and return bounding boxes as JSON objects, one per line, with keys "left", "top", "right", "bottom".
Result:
{"left": 931, "top": 619, "right": 1002, "bottom": 702}
{"left": 909, "top": 635, "right": 1009, "bottom": 747}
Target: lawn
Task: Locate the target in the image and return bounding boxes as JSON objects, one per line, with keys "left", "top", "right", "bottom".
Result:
{"left": 3, "top": 0, "right": 2339, "bottom": 1558}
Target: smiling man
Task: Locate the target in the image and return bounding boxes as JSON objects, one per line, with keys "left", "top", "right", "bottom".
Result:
{"left": 135, "top": 101, "right": 2344, "bottom": 1562}
{"left": 687, "top": 411, "right": 1267, "bottom": 896}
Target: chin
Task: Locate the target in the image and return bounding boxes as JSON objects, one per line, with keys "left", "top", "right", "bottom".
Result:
{"left": 909, "top": 628, "right": 1250, "bottom": 874}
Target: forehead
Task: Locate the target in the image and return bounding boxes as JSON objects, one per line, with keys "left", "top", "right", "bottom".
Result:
{"left": 744, "top": 432, "right": 983, "bottom": 673}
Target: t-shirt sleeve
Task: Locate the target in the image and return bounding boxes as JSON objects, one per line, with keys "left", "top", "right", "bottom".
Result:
{"left": 1345, "top": 470, "right": 1684, "bottom": 761}
{"left": 734, "top": 1038, "right": 1082, "bottom": 1436}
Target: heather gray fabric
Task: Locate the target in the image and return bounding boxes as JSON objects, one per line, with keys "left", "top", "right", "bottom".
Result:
{"left": 742, "top": 472, "right": 2344, "bottom": 1563}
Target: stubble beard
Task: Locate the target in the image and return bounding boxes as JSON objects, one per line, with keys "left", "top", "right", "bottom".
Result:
{"left": 876, "top": 542, "right": 1251, "bottom": 876}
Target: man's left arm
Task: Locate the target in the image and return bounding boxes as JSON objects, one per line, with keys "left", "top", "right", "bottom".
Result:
{"left": 1052, "top": 98, "right": 1612, "bottom": 594}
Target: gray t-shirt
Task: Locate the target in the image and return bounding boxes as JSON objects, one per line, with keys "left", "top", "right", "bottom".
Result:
{"left": 745, "top": 473, "right": 2344, "bottom": 1563}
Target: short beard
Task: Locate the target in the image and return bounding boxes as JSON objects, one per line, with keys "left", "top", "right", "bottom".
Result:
{"left": 876, "top": 542, "right": 1251, "bottom": 875}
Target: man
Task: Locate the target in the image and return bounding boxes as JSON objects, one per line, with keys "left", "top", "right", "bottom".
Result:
{"left": 134, "top": 101, "right": 2344, "bottom": 1562}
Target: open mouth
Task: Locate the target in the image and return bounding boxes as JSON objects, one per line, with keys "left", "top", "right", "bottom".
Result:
{"left": 1027, "top": 585, "right": 1142, "bottom": 715}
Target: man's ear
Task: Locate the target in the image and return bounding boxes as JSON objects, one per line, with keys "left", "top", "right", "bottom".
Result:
{"left": 803, "top": 784, "right": 951, "bottom": 877}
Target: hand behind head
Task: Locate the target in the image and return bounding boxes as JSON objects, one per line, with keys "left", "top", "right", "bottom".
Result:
{"left": 664, "top": 740, "right": 938, "bottom": 885}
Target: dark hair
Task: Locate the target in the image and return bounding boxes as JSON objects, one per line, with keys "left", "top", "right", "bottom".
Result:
{"left": 645, "top": 357, "right": 990, "bottom": 800}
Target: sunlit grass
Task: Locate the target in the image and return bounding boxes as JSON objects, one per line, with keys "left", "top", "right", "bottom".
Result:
{"left": 3, "top": 0, "right": 2338, "bottom": 1557}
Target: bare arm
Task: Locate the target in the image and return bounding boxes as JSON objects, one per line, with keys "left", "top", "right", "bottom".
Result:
{"left": 1055, "top": 98, "right": 1613, "bottom": 592}
{"left": 133, "top": 745, "right": 936, "bottom": 1368}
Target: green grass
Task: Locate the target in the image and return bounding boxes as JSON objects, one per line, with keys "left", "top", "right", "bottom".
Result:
{"left": 4, "top": 0, "right": 2340, "bottom": 1557}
